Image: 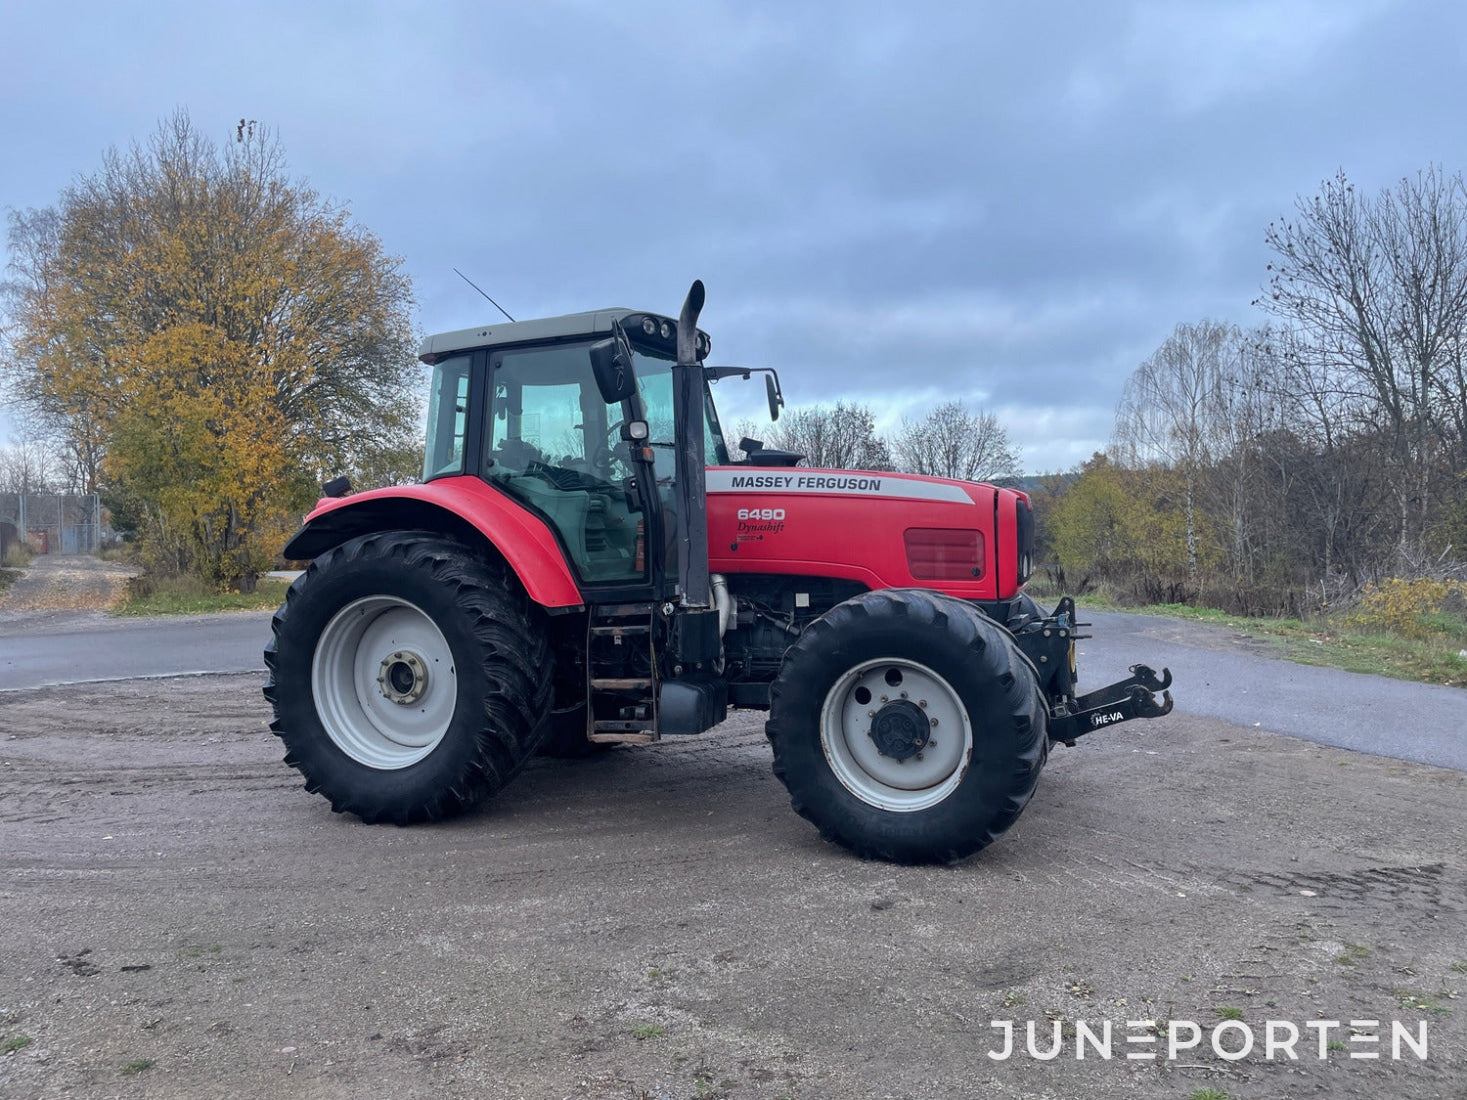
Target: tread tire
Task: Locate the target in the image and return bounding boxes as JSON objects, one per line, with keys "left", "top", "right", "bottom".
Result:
{"left": 263, "top": 531, "right": 552, "bottom": 824}
{"left": 767, "top": 588, "right": 1047, "bottom": 864}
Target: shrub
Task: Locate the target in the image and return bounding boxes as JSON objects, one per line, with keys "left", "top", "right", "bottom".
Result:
{"left": 1348, "top": 578, "right": 1467, "bottom": 640}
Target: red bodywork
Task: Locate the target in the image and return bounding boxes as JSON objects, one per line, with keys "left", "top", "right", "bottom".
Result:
{"left": 295, "top": 469, "right": 1030, "bottom": 607}
{"left": 295, "top": 478, "right": 584, "bottom": 608}
{"left": 706, "top": 467, "right": 1029, "bottom": 601}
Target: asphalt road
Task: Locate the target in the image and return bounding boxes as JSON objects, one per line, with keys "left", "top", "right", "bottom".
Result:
{"left": 1080, "top": 609, "right": 1467, "bottom": 771}
{"left": 1, "top": 603, "right": 1462, "bottom": 771}
{"left": 0, "top": 610, "right": 275, "bottom": 691}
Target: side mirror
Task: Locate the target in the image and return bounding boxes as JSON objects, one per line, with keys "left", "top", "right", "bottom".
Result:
{"left": 589, "top": 337, "right": 636, "bottom": 404}
{"left": 765, "top": 373, "right": 784, "bottom": 422}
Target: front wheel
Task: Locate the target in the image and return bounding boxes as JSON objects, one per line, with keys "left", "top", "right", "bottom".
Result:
{"left": 767, "top": 589, "right": 1047, "bottom": 863}
{"left": 263, "top": 532, "right": 552, "bottom": 824}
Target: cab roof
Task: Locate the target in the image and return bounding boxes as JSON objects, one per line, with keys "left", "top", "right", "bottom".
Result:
{"left": 417, "top": 307, "right": 709, "bottom": 365}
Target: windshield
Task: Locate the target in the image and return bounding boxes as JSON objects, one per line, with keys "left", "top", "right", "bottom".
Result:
{"left": 630, "top": 344, "right": 730, "bottom": 472}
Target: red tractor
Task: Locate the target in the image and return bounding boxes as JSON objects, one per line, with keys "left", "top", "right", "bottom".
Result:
{"left": 265, "top": 282, "right": 1171, "bottom": 863}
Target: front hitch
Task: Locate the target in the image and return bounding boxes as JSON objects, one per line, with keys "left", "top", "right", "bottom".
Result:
{"left": 1047, "top": 664, "right": 1174, "bottom": 745}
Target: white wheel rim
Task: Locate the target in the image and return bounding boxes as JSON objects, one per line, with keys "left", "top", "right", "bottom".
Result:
{"left": 311, "top": 596, "right": 458, "bottom": 770}
{"left": 819, "top": 657, "right": 973, "bottom": 812}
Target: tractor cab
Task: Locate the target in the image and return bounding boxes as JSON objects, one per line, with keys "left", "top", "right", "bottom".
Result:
{"left": 418, "top": 306, "right": 730, "bottom": 597}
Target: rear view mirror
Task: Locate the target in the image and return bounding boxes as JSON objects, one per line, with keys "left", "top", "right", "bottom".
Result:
{"left": 703, "top": 363, "right": 786, "bottom": 422}
{"left": 589, "top": 337, "right": 636, "bottom": 404}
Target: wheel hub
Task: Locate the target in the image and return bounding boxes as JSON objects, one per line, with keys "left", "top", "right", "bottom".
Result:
{"left": 311, "top": 596, "right": 458, "bottom": 770}
{"left": 378, "top": 650, "right": 429, "bottom": 705}
{"left": 818, "top": 657, "right": 973, "bottom": 812}
{"left": 868, "top": 699, "right": 931, "bottom": 760}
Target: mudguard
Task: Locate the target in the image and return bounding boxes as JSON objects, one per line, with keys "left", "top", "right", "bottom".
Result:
{"left": 281, "top": 477, "right": 584, "bottom": 609}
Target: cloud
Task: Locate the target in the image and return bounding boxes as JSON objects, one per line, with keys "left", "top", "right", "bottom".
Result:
{"left": 3, "top": 0, "right": 1463, "bottom": 470}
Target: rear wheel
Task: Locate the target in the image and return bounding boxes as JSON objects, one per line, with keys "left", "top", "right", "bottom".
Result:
{"left": 767, "top": 589, "right": 1047, "bottom": 863}
{"left": 263, "top": 532, "right": 552, "bottom": 823}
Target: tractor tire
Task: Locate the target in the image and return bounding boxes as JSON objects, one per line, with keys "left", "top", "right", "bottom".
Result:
{"left": 263, "top": 531, "right": 553, "bottom": 824}
{"left": 766, "top": 589, "right": 1047, "bottom": 864}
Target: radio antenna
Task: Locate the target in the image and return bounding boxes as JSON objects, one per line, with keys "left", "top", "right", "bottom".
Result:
{"left": 453, "top": 268, "right": 515, "bottom": 322}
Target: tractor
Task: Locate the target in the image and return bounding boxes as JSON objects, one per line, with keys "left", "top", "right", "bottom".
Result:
{"left": 264, "top": 281, "right": 1172, "bottom": 863}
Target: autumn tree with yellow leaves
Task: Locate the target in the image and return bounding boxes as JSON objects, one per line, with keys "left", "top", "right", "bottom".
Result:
{"left": 1, "top": 112, "right": 419, "bottom": 586}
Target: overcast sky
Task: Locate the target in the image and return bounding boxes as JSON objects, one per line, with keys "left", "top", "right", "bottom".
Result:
{"left": 3, "top": 0, "right": 1464, "bottom": 471}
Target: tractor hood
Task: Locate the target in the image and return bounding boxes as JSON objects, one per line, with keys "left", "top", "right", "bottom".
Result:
{"left": 705, "top": 466, "right": 1033, "bottom": 600}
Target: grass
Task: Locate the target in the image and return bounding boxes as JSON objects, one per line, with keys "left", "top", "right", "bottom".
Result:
{"left": 1191, "top": 1090, "right": 1233, "bottom": 1100}
{"left": 2, "top": 1034, "right": 32, "bottom": 1054}
{"left": 0, "top": 567, "right": 20, "bottom": 595}
{"left": 1153, "top": 602, "right": 1467, "bottom": 686}
{"left": 1056, "top": 593, "right": 1467, "bottom": 689}
{"left": 1395, "top": 989, "right": 1455, "bottom": 1015}
{"left": 631, "top": 1024, "right": 665, "bottom": 1040}
{"left": 111, "top": 576, "right": 290, "bottom": 617}
{"left": 121, "top": 1058, "right": 154, "bottom": 1075}
{"left": 1214, "top": 1005, "right": 1244, "bottom": 1020}
{"left": 2, "top": 543, "right": 35, "bottom": 568}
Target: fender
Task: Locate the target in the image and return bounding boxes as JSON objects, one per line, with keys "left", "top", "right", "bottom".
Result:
{"left": 281, "top": 477, "right": 584, "bottom": 610}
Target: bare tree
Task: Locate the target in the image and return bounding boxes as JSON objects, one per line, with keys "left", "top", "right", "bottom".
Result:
{"left": 1257, "top": 167, "right": 1467, "bottom": 564}
{"left": 891, "top": 400, "right": 1020, "bottom": 482}
{"left": 725, "top": 418, "right": 765, "bottom": 462}
{"left": 0, "top": 438, "right": 59, "bottom": 494}
{"left": 766, "top": 401, "right": 893, "bottom": 470}
{"left": 1111, "top": 321, "right": 1245, "bottom": 578}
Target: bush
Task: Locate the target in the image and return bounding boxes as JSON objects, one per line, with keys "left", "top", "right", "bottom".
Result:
{"left": 2, "top": 542, "right": 34, "bottom": 568}
{"left": 1348, "top": 578, "right": 1467, "bottom": 640}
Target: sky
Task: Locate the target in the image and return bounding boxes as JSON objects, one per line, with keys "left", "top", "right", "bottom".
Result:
{"left": 2, "top": 0, "right": 1465, "bottom": 472}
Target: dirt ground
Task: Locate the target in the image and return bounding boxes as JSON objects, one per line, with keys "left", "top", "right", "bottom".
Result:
{"left": 0, "top": 674, "right": 1463, "bottom": 1099}
{"left": 0, "top": 555, "right": 138, "bottom": 617}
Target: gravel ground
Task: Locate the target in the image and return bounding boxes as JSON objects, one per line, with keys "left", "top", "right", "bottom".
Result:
{"left": 0, "top": 674, "right": 1462, "bottom": 1099}
{"left": 0, "top": 555, "right": 138, "bottom": 620}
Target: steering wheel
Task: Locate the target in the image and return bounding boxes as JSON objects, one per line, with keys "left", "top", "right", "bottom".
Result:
{"left": 585, "top": 421, "right": 630, "bottom": 477}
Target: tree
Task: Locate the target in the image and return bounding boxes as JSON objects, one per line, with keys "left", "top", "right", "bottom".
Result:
{"left": 892, "top": 399, "right": 1021, "bottom": 482}
{"left": 1048, "top": 454, "right": 1197, "bottom": 603}
{"left": 1112, "top": 321, "right": 1256, "bottom": 580}
{"left": 0, "top": 112, "right": 418, "bottom": 584}
{"left": 766, "top": 401, "right": 893, "bottom": 469}
{"left": 1258, "top": 168, "right": 1467, "bottom": 565}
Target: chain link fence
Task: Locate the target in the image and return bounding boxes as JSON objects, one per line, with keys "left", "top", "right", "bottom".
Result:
{"left": 0, "top": 492, "right": 102, "bottom": 557}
